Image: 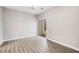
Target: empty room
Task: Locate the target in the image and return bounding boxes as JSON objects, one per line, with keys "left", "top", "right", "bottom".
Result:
{"left": 0, "top": 6, "right": 79, "bottom": 53}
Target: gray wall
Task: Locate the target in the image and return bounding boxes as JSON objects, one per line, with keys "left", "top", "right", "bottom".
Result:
{"left": 0, "top": 7, "right": 3, "bottom": 43}
{"left": 38, "top": 7, "right": 79, "bottom": 50}
{"left": 3, "top": 8, "right": 37, "bottom": 40}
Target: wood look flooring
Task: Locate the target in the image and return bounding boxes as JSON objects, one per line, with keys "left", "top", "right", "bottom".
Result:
{"left": 0, "top": 36, "right": 79, "bottom": 53}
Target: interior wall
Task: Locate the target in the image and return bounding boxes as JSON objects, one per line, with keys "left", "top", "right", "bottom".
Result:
{"left": 38, "top": 7, "right": 79, "bottom": 50}
{"left": 3, "top": 8, "right": 37, "bottom": 40}
{"left": 0, "top": 7, "right": 3, "bottom": 43}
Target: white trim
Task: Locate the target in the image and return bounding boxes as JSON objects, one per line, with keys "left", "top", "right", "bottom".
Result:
{"left": 3, "top": 36, "right": 45, "bottom": 43}
{"left": 3, "top": 35, "right": 37, "bottom": 42}
{"left": 46, "top": 37, "right": 79, "bottom": 51}
{"left": 0, "top": 40, "right": 3, "bottom": 45}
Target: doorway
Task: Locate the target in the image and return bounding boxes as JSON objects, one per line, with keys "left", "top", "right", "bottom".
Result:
{"left": 38, "top": 19, "right": 46, "bottom": 37}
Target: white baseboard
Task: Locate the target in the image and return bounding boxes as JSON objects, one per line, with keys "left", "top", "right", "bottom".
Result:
{"left": 3, "top": 35, "right": 37, "bottom": 42}
{"left": 0, "top": 40, "right": 3, "bottom": 46}
{"left": 46, "top": 37, "right": 79, "bottom": 51}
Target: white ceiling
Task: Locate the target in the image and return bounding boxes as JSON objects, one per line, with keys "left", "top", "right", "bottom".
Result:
{"left": 4, "top": 6, "right": 53, "bottom": 15}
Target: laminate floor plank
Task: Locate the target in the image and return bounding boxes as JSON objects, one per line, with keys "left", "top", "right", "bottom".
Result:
{"left": 0, "top": 36, "right": 78, "bottom": 53}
